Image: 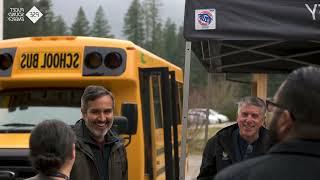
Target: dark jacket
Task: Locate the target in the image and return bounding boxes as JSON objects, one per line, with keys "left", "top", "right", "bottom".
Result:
{"left": 70, "top": 119, "right": 128, "bottom": 180}
{"left": 215, "top": 139, "right": 320, "bottom": 180}
{"left": 197, "top": 123, "right": 270, "bottom": 180}
{"left": 25, "top": 173, "right": 54, "bottom": 180}
{"left": 26, "top": 173, "right": 54, "bottom": 180}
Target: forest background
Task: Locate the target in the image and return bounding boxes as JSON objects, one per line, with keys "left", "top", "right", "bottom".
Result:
{"left": 3, "top": 0, "right": 287, "bottom": 121}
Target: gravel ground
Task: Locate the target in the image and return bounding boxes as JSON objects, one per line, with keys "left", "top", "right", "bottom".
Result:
{"left": 185, "top": 155, "right": 202, "bottom": 180}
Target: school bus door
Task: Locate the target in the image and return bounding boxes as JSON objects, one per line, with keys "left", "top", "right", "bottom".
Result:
{"left": 140, "top": 68, "right": 179, "bottom": 180}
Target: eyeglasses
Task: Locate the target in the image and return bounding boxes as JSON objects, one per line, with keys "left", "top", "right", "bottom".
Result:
{"left": 266, "top": 100, "right": 286, "bottom": 112}
{"left": 266, "top": 99, "right": 296, "bottom": 121}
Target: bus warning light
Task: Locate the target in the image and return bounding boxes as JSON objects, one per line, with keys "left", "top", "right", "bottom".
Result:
{"left": 104, "top": 52, "right": 122, "bottom": 69}
{"left": 0, "top": 53, "right": 13, "bottom": 70}
{"left": 85, "top": 52, "right": 102, "bottom": 69}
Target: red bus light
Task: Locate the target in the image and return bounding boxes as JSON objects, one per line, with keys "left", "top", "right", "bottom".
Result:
{"left": 0, "top": 53, "right": 13, "bottom": 70}
{"left": 85, "top": 52, "right": 102, "bottom": 69}
{"left": 104, "top": 52, "right": 122, "bottom": 69}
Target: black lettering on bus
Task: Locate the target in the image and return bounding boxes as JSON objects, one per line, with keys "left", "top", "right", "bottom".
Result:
{"left": 66, "top": 53, "right": 73, "bottom": 68}
{"left": 21, "top": 54, "right": 26, "bottom": 68}
{"left": 26, "top": 54, "right": 32, "bottom": 68}
{"left": 73, "top": 53, "right": 79, "bottom": 68}
{"left": 41, "top": 53, "right": 46, "bottom": 68}
{"left": 53, "top": 53, "right": 60, "bottom": 68}
{"left": 60, "top": 53, "right": 66, "bottom": 68}
{"left": 33, "top": 53, "right": 38, "bottom": 68}
{"left": 47, "top": 53, "right": 53, "bottom": 68}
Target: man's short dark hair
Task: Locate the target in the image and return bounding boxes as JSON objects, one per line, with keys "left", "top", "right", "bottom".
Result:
{"left": 29, "top": 119, "right": 76, "bottom": 175}
{"left": 237, "top": 96, "right": 266, "bottom": 115}
{"left": 81, "top": 85, "right": 115, "bottom": 113}
{"left": 277, "top": 66, "right": 320, "bottom": 125}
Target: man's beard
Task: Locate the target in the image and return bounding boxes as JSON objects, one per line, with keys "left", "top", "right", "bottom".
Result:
{"left": 269, "top": 112, "right": 282, "bottom": 146}
{"left": 85, "top": 120, "right": 112, "bottom": 141}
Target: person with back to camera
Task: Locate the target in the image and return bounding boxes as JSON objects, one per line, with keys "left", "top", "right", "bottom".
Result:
{"left": 197, "top": 96, "right": 271, "bottom": 180}
{"left": 215, "top": 66, "right": 320, "bottom": 180}
{"left": 26, "top": 119, "right": 76, "bottom": 180}
{"left": 70, "top": 85, "right": 128, "bottom": 180}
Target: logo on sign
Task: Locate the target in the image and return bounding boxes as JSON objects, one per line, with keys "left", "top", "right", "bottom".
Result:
{"left": 198, "top": 11, "right": 213, "bottom": 26}
{"left": 195, "top": 9, "right": 216, "bottom": 30}
{"left": 26, "top": 6, "right": 43, "bottom": 23}
{"left": 6, "top": 8, "right": 25, "bottom": 22}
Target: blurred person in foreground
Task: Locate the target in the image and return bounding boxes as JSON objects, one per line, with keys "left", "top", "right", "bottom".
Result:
{"left": 197, "top": 96, "right": 271, "bottom": 180}
{"left": 26, "top": 119, "right": 76, "bottom": 180}
{"left": 215, "top": 66, "right": 320, "bottom": 180}
{"left": 70, "top": 85, "right": 127, "bottom": 180}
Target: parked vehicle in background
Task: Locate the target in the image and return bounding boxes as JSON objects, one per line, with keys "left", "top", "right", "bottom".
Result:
{"left": 188, "top": 108, "right": 229, "bottom": 124}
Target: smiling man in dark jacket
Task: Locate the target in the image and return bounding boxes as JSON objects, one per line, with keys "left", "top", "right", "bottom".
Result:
{"left": 215, "top": 66, "right": 320, "bottom": 180}
{"left": 197, "top": 96, "right": 270, "bottom": 180}
{"left": 70, "top": 85, "right": 127, "bottom": 180}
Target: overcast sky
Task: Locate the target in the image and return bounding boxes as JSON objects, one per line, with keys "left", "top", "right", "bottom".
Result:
{"left": 52, "top": 0, "right": 185, "bottom": 39}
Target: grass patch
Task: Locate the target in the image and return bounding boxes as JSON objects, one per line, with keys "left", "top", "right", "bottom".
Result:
{"left": 188, "top": 126, "right": 223, "bottom": 155}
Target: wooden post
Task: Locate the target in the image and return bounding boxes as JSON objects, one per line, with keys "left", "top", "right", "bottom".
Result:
{"left": 253, "top": 74, "right": 269, "bottom": 127}
{"left": 253, "top": 74, "right": 268, "bottom": 100}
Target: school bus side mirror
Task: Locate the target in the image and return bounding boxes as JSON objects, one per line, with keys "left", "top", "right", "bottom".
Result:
{"left": 121, "top": 102, "right": 138, "bottom": 135}
{"left": 113, "top": 116, "right": 129, "bottom": 135}
{"left": 113, "top": 103, "right": 138, "bottom": 135}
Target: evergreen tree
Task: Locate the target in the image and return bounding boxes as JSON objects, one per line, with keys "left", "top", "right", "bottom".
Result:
{"left": 142, "top": 0, "right": 162, "bottom": 51}
{"left": 53, "top": 16, "right": 69, "bottom": 35}
{"left": 91, "top": 6, "right": 113, "bottom": 38}
{"left": 162, "top": 18, "right": 177, "bottom": 62}
{"left": 152, "top": 22, "right": 164, "bottom": 56}
{"left": 123, "top": 0, "right": 145, "bottom": 46}
{"left": 175, "top": 26, "right": 185, "bottom": 68}
{"left": 71, "top": 7, "right": 90, "bottom": 36}
{"left": 36, "top": 0, "right": 55, "bottom": 35}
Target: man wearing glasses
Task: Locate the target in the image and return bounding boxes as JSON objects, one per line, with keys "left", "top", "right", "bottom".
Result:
{"left": 197, "top": 96, "right": 271, "bottom": 180}
{"left": 215, "top": 66, "right": 320, "bottom": 180}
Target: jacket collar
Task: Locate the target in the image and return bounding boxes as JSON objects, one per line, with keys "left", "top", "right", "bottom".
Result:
{"left": 31, "top": 173, "right": 54, "bottom": 180}
{"left": 218, "top": 123, "right": 270, "bottom": 162}
{"left": 269, "top": 139, "right": 320, "bottom": 157}
{"left": 218, "top": 123, "right": 239, "bottom": 162}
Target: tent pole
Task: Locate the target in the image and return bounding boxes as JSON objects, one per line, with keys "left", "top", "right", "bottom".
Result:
{"left": 180, "top": 41, "right": 191, "bottom": 180}
{"left": 204, "top": 74, "right": 210, "bottom": 146}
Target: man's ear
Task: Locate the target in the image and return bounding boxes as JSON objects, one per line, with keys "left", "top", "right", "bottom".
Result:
{"left": 81, "top": 108, "right": 86, "bottom": 119}
{"left": 278, "top": 110, "right": 294, "bottom": 139}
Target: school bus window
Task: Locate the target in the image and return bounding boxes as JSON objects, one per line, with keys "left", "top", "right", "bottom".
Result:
{"left": 152, "top": 75, "right": 163, "bottom": 129}
{"left": 0, "top": 89, "right": 82, "bottom": 130}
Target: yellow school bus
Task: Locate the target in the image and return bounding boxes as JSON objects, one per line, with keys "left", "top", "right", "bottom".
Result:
{"left": 0, "top": 36, "right": 183, "bottom": 180}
